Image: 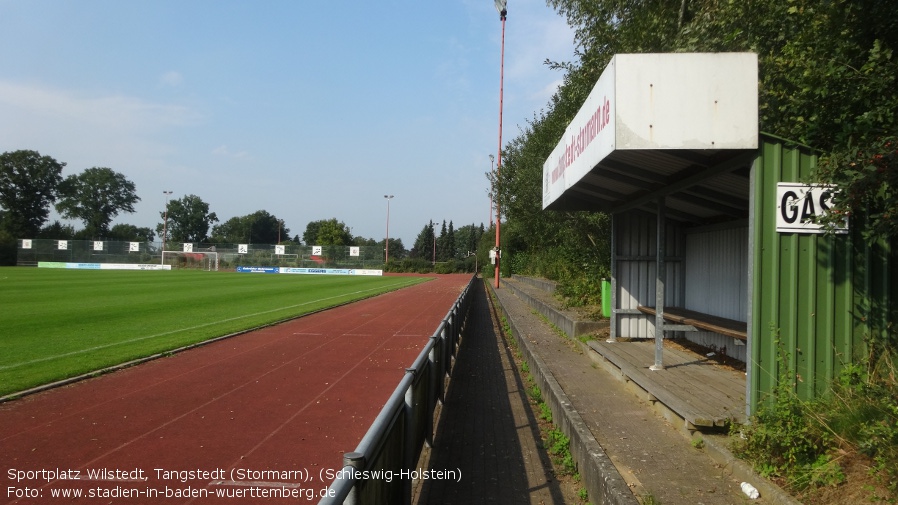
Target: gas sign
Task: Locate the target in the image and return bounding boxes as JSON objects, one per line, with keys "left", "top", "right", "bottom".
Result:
{"left": 775, "top": 183, "right": 848, "bottom": 234}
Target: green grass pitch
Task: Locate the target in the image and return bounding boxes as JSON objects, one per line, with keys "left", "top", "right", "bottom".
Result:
{"left": 0, "top": 268, "right": 428, "bottom": 397}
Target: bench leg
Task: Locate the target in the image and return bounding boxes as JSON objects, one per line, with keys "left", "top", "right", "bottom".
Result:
{"left": 649, "top": 329, "right": 665, "bottom": 370}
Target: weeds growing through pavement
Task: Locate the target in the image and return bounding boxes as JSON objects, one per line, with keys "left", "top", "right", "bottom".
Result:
{"left": 488, "top": 286, "right": 589, "bottom": 503}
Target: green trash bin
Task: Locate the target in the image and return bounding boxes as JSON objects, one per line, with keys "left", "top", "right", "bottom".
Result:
{"left": 601, "top": 278, "right": 611, "bottom": 318}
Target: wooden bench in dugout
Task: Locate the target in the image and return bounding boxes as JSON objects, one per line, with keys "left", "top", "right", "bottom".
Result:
{"left": 636, "top": 306, "right": 747, "bottom": 341}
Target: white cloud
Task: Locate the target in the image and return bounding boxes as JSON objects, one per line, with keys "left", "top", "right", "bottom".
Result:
{"left": 159, "top": 70, "right": 183, "bottom": 87}
{"left": 0, "top": 80, "right": 198, "bottom": 131}
{"left": 211, "top": 145, "right": 249, "bottom": 159}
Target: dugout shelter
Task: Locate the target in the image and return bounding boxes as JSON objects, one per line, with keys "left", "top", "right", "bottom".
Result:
{"left": 543, "top": 53, "right": 897, "bottom": 415}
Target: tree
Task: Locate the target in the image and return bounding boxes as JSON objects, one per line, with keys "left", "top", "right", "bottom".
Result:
{"left": 55, "top": 167, "right": 139, "bottom": 238}
{"left": 108, "top": 223, "right": 155, "bottom": 242}
{"left": 37, "top": 220, "right": 76, "bottom": 240}
{"left": 455, "top": 223, "right": 485, "bottom": 258}
{"left": 210, "top": 216, "right": 247, "bottom": 243}
{"left": 0, "top": 150, "right": 65, "bottom": 237}
{"left": 446, "top": 221, "right": 456, "bottom": 260}
{"left": 157, "top": 194, "right": 218, "bottom": 243}
{"left": 211, "top": 210, "right": 288, "bottom": 244}
{"left": 301, "top": 220, "right": 323, "bottom": 246}
{"left": 379, "top": 237, "right": 407, "bottom": 259}
{"left": 353, "top": 236, "right": 376, "bottom": 247}
{"left": 411, "top": 221, "right": 437, "bottom": 260}
{"left": 815, "top": 136, "right": 898, "bottom": 239}
{"left": 314, "top": 218, "right": 352, "bottom": 246}
{"left": 302, "top": 218, "right": 351, "bottom": 246}
{"left": 432, "top": 220, "right": 457, "bottom": 262}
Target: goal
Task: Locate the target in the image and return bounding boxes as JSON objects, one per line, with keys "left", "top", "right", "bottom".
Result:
{"left": 161, "top": 251, "right": 220, "bottom": 271}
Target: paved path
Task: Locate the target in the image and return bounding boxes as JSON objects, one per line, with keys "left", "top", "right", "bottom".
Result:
{"left": 415, "top": 281, "right": 580, "bottom": 504}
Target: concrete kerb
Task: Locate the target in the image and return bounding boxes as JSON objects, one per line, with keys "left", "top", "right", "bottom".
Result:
{"left": 511, "top": 274, "right": 558, "bottom": 294}
{"left": 502, "top": 278, "right": 607, "bottom": 338}
{"left": 487, "top": 282, "right": 639, "bottom": 505}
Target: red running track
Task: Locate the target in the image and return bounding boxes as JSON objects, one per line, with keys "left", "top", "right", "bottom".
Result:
{"left": 1, "top": 274, "right": 471, "bottom": 504}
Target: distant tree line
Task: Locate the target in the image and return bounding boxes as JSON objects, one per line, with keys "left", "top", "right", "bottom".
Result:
{"left": 0, "top": 149, "right": 489, "bottom": 270}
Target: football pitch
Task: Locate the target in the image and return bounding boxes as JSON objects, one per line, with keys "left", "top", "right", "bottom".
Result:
{"left": 0, "top": 268, "right": 428, "bottom": 398}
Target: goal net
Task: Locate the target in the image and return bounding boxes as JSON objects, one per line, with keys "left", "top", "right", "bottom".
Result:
{"left": 161, "top": 251, "right": 220, "bottom": 271}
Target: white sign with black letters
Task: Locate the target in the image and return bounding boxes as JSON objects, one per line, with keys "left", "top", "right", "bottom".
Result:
{"left": 776, "top": 183, "right": 848, "bottom": 234}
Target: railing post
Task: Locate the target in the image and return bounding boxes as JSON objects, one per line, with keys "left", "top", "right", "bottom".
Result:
{"left": 427, "top": 335, "right": 439, "bottom": 437}
{"left": 440, "top": 320, "right": 451, "bottom": 377}
{"left": 343, "top": 453, "right": 365, "bottom": 505}
{"left": 446, "top": 313, "right": 455, "bottom": 356}
{"left": 403, "top": 368, "right": 416, "bottom": 505}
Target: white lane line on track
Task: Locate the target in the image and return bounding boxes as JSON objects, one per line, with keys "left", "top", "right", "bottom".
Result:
{"left": 21, "top": 316, "right": 384, "bottom": 501}
{"left": 182, "top": 322, "right": 404, "bottom": 505}
{"left": 1, "top": 280, "right": 419, "bottom": 372}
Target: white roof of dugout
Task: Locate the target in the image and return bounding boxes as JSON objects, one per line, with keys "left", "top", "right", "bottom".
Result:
{"left": 542, "top": 53, "right": 759, "bottom": 224}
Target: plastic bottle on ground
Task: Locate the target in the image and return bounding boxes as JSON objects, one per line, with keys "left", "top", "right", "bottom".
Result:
{"left": 740, "top": 481, "right": 760, "bottom": 499}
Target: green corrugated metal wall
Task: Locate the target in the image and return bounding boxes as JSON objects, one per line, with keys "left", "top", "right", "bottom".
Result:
{"left": 750, "top": 136, "right": 897, "bottom": 412}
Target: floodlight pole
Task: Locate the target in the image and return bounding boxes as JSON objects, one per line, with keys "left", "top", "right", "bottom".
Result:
{"left": 384, "top": 195, "right": 394, "bottom": 264}
{"left": 432, "top": 220, "right": 439, "bottom": 266}
{"left": 489, "top": 154, "right": 495, "bottom": 224}
{"left": 161, "top": 190, "right": 173, "bottom": 264}
{"left": 494, "top": 1, "right": 507, "bottom": 288}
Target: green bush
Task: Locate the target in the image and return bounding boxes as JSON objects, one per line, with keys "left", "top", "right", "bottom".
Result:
{"left": 733, "top": 346, "right": 898, "bottom": 500}
{"left": 827, "top": 360, "right": 898, "bottom": 496}
{"left": 732, "top": 379, "right": 834, "bottom": 487}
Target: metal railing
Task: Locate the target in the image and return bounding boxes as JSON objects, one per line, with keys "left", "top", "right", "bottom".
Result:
{"left": 319, "top": 274, "right": 476, "bottom": 505}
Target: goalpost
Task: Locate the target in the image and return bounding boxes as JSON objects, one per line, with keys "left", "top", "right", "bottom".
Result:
{"left": 161, "top": 251, "right": 220, "bottom": 271}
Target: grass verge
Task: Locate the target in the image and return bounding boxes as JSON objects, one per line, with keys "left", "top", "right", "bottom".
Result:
{"left": 491, "top": 289, "right": 589, "bottom": 504}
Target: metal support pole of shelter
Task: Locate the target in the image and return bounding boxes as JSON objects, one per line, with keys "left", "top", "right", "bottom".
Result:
{"left": 651, "top": 197, "right": 666, "bottom": 370}
{"left": 607, "top": 212, "right": 618, "bottom": 343}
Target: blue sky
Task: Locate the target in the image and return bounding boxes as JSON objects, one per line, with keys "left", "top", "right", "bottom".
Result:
{"left": 0, "top": 0, "right": 575, "bottom": 245}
